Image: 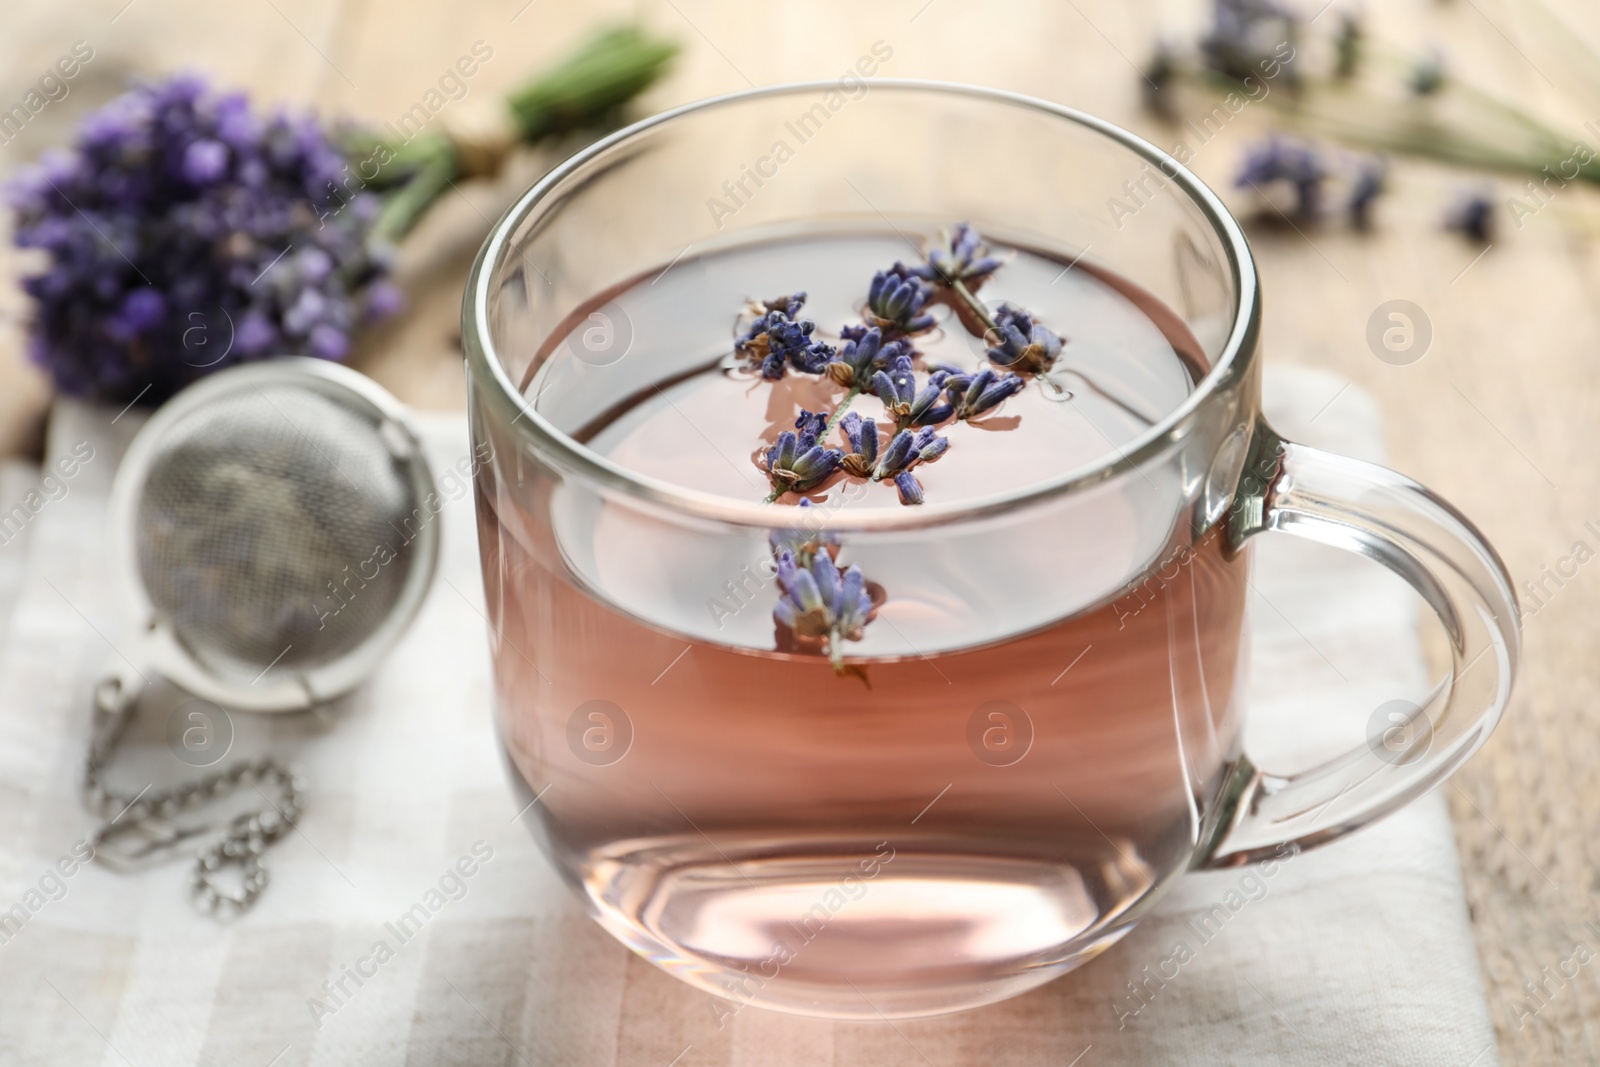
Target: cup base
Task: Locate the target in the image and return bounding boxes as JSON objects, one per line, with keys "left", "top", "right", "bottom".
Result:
{"left": 580, "top": 834, "right": 1152, "bottom": 1019}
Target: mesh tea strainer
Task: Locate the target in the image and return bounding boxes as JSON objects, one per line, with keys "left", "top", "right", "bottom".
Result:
{"left": 85, "top": 358, "right": 439, "bottom": 911}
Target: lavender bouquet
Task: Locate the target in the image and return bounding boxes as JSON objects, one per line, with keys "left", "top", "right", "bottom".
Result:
{"left": 9, "top": 26, "right": 675, "bottom": 405}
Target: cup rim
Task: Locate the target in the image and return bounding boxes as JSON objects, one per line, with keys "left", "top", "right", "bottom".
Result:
{"left": 463, "top": 79, "right": 1260, "bottom": 532}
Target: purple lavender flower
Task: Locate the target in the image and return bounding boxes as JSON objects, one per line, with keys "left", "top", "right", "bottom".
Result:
{"left": 748, "top": 291, "right": 807, "bottom": 320}
{"left": 946, "top": 367, "right": 1026, "bottom": 421}
{"left": 875, "top": 428, "right": 918, "bottom": 480}
{"left": 877, "top": 426, "right": 948, "bottom": 473}
{"left": 865, "top": 264, "right": 936, "bottom": 336}
{"left": 826, "top": 326, "right": 903, "bottom": 389}
{"left": 737, "top": 294, "right": 835, "bottom": 379}
{"left": 1201, "top": 0, "right": 1300, "bottom": 86}
{"left": 1445, "top": 190, "right": 1494, "bottom": 243}
{"left": 870, "top": 426, "right": 947, "bottom": 506}
{"left": 182, "top": 139, "right": 229, "bottom": 184}
{"left": 1411, "top": 50, "right": 1445, "bottom": 97}
{"left": 838, "top": 411, "right": 945, "bottom": 504}
{"left": 8, "top": 74, "right": 395, "bottom": 403}
{"left": 768, "top": 498, "right": 835, "bottom": 567}
{"left": 793, "top": 408, "right": 829, "bottom": 440}
{"left": 763, "top": 408, "right": 843, "bottom": 496}
{"left": 870, "top": 353, "right": 954, "bottom": 429}
{"left": 773, "top": 549, "right": 874, "bottom": 667}
{"left": 838, "top": 412, "right": 880, "bottom": 478}
{"left": 986, "top": 304, "right": 1064, "bottom": 374}
{"left": 869, "top": 354, "right": 916, "bottom": 422}
{"left": 775, "top": 319, "right": 835, "bottom": 376}
{"left": 1348, "top": 158, "right": 1387, "bottom": 230}
{"left": 911, "top": 222, "right": 1004, "bottom": 288}
{"left": 1235, "top": 137, "right": 1326, "bottom": 219}
{"left": 892, "top": 471, "right": 926, "bottom": 506}
{"left": 735, "top": 291, "right": 807, "bottom": 352}
{"left": 910, "top": 426, "right": 950, "bottom": 464}
{"left": 907, "top": 373, "right": 956, "bottom": 427}
{"left": 364, "top": 280, "right": 406, "bottom": 319}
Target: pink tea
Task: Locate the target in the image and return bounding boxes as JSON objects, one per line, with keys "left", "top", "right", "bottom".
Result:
{"left": 475, "top": 228, "right": 1250, "bottom": 1018}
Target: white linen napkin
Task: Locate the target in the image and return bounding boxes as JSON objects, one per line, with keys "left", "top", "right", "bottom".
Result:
{"left": 0, "top": 365, "right": 1498, "bottom": 1066}
{"left": 0, "top": 460, "right": 42, "bottom": 647}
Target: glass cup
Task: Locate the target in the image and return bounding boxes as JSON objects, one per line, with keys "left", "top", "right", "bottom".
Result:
{"left": 462, "top": 81, "right": 1519, "bottom": 1020}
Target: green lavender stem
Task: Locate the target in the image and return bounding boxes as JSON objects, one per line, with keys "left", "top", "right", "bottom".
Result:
{"left": 951, "top": 279, "right": 997, "bottom": 332}
{"left": 1178, "top": 44, "right": 1600, "bottom": 188}
{"left": 366, "top": 25, "right": 677, "bottom": 244}
{"left": 821, "top": 385, "right": 865, "bottom": 437}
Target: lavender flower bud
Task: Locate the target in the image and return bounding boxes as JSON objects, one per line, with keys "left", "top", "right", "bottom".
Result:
{"left": 763, "top": 408, "right": 842, "bottom": 495}
{"left": 1236, "top": 136, "right": 1326, "bottom": 219}
{"left": 1445, "top": 190, "right": 1494, "bottom": 243}
{"left": 906, "top": 373, "right": 955, "bottom": 428}
{"left": 768, "top": 498, "right": 836, "bottom": 567}
{"left": 181, "top": 139, "right": 229, "bottom": 184}
{"left": 986, "top": 303, "right": 1064, "bottom": 374}
{"left": 875, "top": 429, "right": 916, "bottom": 480}
{"left": 865, "top": 264, "right": 935, "bottom": 336}
{"left": 893, "top": 471, "right": 926, "bottom": 506}
{"left": 773, "top": 550, "right": 827, "bottom": 636}
{"left": 946, "top": 367, "right": 1026, "bottom": 421}
{"left": 910, "top": 222, "right": 1004, "bottom": 287}
{"left": 911, "top": 426, "right": 950, "bottom": 463}
{"left": 831, "top": 559, "right": 873, "bottom": 641}
{"left": 773, "top": 549, "right": 874, "bottom": 646}
{"left": 752, "top": 291, "right": 807, "bottom": 319}
{"left": 828, "top": 327, "right": 903, "bottom": 389}
{"left": 870, "top": 353, "right": 917, "bottom": 420}
{"left": 737, "top": 293, "right": 835, "bottom": 379}
{"left": 839, "top": 412, "right": 880, "bottom": 478}
{"left": 871, "top": 426, "right": 947, "bottom": 497}
{"left": 1201, "top": 0, "right": 1300, "bottom": 86}
{"left": 1348, "top": 157, "right": 1387, "bottom": 230}
{"left": 363, "top": 281, "right": 406, "bottom": 320}
{"left": 794, "top": 408, "right": 829, "bottom": 440}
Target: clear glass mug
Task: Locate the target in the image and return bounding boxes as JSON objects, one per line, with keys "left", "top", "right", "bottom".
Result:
{"left": 461, "top": 81, "right": 1519, "bottom": 1019}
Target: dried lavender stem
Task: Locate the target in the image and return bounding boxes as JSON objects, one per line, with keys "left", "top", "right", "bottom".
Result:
{"left": 820, "top": 386, "right": 864, "bottom": 438}
{"left": 951, "top": 279, "right": 998, "bottom": 333}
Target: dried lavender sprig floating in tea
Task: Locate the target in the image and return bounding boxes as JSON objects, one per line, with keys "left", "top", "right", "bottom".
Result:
{"left": 560, "top": 229, "right": 1187, "bottom": 510}
{"left": 529, "top": 226, "right": 1203, "bottom": 658}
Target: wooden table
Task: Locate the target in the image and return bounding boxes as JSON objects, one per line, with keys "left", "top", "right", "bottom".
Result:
{"left": 0, "top": 1, "right": 1592, "bottom": 1061}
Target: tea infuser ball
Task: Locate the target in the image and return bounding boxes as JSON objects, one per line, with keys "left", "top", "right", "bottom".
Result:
{"left": 86, "top": 358, "right": 440, "bottom": 911}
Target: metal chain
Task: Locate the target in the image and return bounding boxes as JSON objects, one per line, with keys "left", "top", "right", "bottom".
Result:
{"left": 84, "top": 672, "right": 306, "bottom": 914}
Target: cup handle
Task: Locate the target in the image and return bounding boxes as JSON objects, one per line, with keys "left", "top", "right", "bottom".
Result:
{"left": 1194, "top": 418, "right": 1521, "bottom": 869}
